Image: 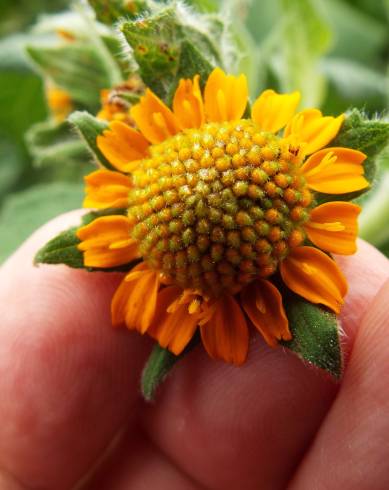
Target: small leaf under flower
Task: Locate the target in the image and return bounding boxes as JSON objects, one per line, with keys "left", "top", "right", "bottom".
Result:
{"left": 281, "top": 293, "right": 343, "bottom": 379}
{"left": 69, "top": 111, "right": 112, "bottom": 169}
{"left": 142, "top": 335, "right": 200, "bottom": 401}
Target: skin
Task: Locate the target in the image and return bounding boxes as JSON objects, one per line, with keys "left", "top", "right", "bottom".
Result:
{"left": 0, "top": 211, "right": 388, "bottom": 490}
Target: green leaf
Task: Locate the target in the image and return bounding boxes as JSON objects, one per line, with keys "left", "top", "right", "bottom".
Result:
{"left": 141, "top": 335, "right": 200, "bottom": 401}
{"left": 281, "top": 294, "right": 342, "bottom": 379}
{"left": 34, "top": 226, "right": 84, "bottom": 268}
{"left": 0, "top": 182, "right": 83, "bottom": 263}
{"left": 141, "top": 345, "right": 180, "bottom": 402}
{"left": 120, "top": 4, "right": 219, "bottom": 102}
{"left": 68, "top": 111, "right": 112, "bottom": 169}
{"left": 34, "top": 208, "right": 137, "bottom": 271}
{"left": 26, "top": 120, "right": 92, "bottom": 173}
{"left": 0, "top": 34, "right": 36, "bottom": 71}
{"left": 316, "top": 110, "right": 389, "bottom": 203}
{"left": 88, "top": 0, "right": 150, "bottom": 24}
{"left": 0, "top": 70, "right": 47, "bottom": 145}
{"left": 27, "top": 42, "right": 112, "bottom": 112}
{"left": 0, "top": 136, "right": 24, "bottom": 199}
{"left": 280, "top": 0, "right": 332, "bottom": 107}
{"left": 172, "top": 40, "right": 213, "bottom": 95}
{"left": 334, "top": 110, "right": 389, "bottom": 162}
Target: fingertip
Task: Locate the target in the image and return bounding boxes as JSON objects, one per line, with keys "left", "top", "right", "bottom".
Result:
{"left": 336, "top": 239, "right": 389, "bottom": 343}
{"left": 1, "top": 209, "right": 85, "bottom": 271}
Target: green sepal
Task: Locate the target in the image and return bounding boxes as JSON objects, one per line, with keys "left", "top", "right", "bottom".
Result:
{"left": 34, "top": 208, "right": 136, "bottom": 272}
{"left": 316, "top": 109, "right": 389, "bottom": 204}
{"left": 141, "top": 334, "right": 200, "bottom": 401}
{"left": 120, "top": 4, "right": 219, "bottom": 103}
{"left": 281, "top": 293, "right": 343, "bottom": 379}
{"left": 26, "top": 43, "right": 112, "bottom": 112}
{"left": 34, "top": 226, "right": 84, "bottom": 268}
{"left": 68, "top": 111, "right": 113, "bottom": 169}
{"left": 88, "top": 0, "right": 150, "bottom": 24}
{"left": 26, "top": 120, "right": 91, "bottom": 172}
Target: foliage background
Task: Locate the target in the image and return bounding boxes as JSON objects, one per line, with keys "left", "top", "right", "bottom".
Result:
{"left": 0, "top": 0, "right": 388, "bottom": 262}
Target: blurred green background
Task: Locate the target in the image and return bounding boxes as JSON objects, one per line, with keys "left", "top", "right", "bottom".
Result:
{"left": 0, "top": 0, "right": 388, "bottom": 262}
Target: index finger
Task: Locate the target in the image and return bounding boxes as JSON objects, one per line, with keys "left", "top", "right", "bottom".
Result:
{"left": 0, "top": 212, "right": 151, "bottom": 490}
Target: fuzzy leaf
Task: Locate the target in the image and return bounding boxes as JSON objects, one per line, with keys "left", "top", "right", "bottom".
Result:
{"left": 68, "top": 111, "right": 113, "bottom": 169}
{"left": 0, "top": 70, "right": 47, "bottom": 145}
{"left": 281, "top": 294, "right": 342, "bottom": 379}
{"left": 120, "top": 4, "right": 219, "bottom": 102}
{"left": 175, "top": 40, "right": 213, "bottom": 87}
{"left": 141, "top": 345, "right": 180, "bottom": 402}
{"left": 34, "top": 226, "right": 84, "bottom": 268}
{"left": 26, "top": 120, "right": 91, "bottom": 172}
{"left": 316, "top": 110, "right": 389, "bottom": 204}
{"left": 27, "top": 42, "right": 111, "bottom": 111}
{"left": 141, "top": 335, "right": 200, "bottom": 401}
{"left": 88, "top": 0, "right": 150, "bottom": 24}
{"left": 34, "top": 208, "right": 132, "bottom": 270}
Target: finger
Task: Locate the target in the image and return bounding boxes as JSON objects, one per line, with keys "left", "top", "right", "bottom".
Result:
{"left": 85, "top": 429, "right": 203, "bottom": 490}
{"left": 0, "top": 212, "right": 151, "bottom": 490}
{"left": 335, "top": 239, "right": 389, "bottom": 343}
{"left": 141, "top": 243, "right": 389, "bottom": 490}
{"left": 289, "top": 278, "right": 389, "bottom": 490}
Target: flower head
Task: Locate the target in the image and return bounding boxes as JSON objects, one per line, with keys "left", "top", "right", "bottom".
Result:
{"left": 77, "top": 68, "right": 368, "bottom": 365}
{"left": 46, "top": 85, "right": 73, "bottom": 123}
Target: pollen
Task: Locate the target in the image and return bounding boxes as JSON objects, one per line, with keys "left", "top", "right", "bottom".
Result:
{"left": 127, "top": 119, "right": 312, "bottom": 295}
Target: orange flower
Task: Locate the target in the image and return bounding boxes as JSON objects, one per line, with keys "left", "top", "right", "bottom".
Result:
{"left": 77, "top": 67, "right": 368, "bottom": 364}
{"left": 83, "top": 169, "right": 132, "bottom": 209}
{"left": 46, "top": 86, "right": 73, "bottom": 122}
{"left": 77, "top": 215, "right": 139, "bottom": 268}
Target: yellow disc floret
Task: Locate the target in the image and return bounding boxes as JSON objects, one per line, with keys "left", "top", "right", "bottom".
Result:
{"left": 128, "top": 119, "right": 312, "bottom": 295}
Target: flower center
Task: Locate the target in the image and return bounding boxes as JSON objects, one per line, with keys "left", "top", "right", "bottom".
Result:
{"left": 128, "top": 119, "right": 313, "bottom": 295}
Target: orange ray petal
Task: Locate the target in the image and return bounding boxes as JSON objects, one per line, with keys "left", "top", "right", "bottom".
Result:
{"left": 130, "top": 89, "right": 180, "bottom": 144}
{"left": 241, "top": 279, "right": 291, "bottom": 347}
{"left": 148, "top": 287, "right": 200, "bottom": 355}
{"left": 200, "top": 295, "right": 249, "bottom": 365}
{"left": 111, "top": 262, "right": 159, "bottom": 333}
{"left": 305, "top": 201, "right": 361, "bottom": 255}
{"left": 204, "top": 68, "right": 248, "bottom": 122}
{"left": 173, "top": 74, "right": 205, "bottom": 129}
{"left": 96, "top": 121, "right": 149, "bottom": 172}
{"left": 252, "top": 89, "right": 300, "bottom": 133}
{"left": 280, "top": 246, "right": 348, "bottom": 313}
{"left": 301, "top": 147, "right": 368, "bottom": 193}
{"left": 83, "top": 169, "right": 132, "bottom": 209}
{"left": 77, "top": 215, "right": 139, "bottom": 268}
{"left": 284, "top": 109, "right": 345, "bottom": 155}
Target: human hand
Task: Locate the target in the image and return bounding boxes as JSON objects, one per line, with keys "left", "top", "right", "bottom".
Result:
{"left": 0, "top": 211, "right": 388, "bottom": 490}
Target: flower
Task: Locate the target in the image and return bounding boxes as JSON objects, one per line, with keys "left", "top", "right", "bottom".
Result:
{"left": 46, "top": 85, "right": 73, "bottom": 123}
{"left": 97, "top": 76, "right": 144, "bottom": 126}
{"left": 77, "top": 68, "right": 368, "bottom": 365}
